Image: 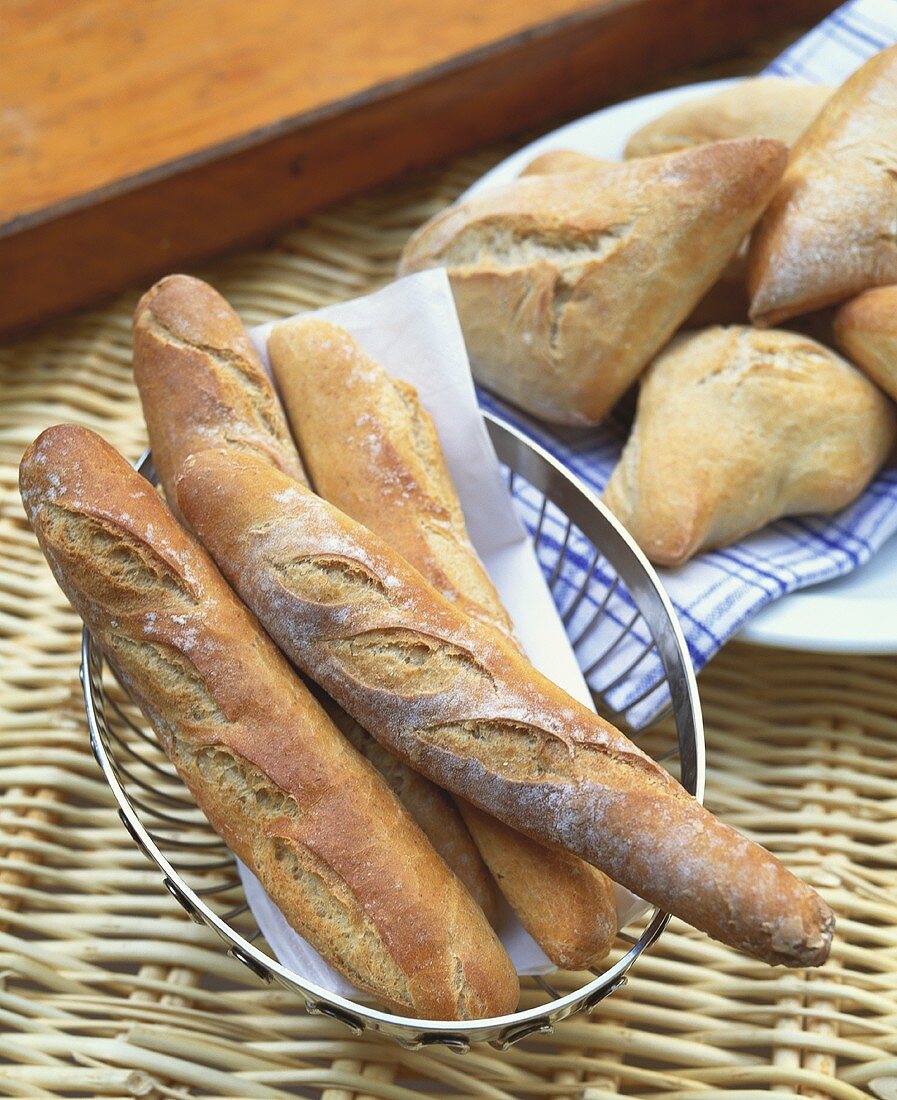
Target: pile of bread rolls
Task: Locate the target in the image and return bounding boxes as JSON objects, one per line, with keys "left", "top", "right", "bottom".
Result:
{"left": 21, "top": 269, "right": 834, "bottom": 1021}
{"left": 401, "top": 51, "right": 897, "bottom": 567}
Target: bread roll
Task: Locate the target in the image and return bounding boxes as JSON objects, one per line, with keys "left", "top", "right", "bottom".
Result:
{"left": 177, "top": 448, "right": 835, "bottom": 969}
{"left": 624, "top": 78, "right": 832, "bottom": 159}
{"left": 20, "top": 425, "right": 518, "bottom": 1020}
{"left": 269, "top": 318, "right": 616, "bottom": 967}
{"left": 133, "top": 276, "right": 500, "bottom": 924}
{"left": 133, "top": 274, "right": 309, "bottom": 517}
{"left": 834, "top": 287, "right": 897, "bottom": 402}
{"left": 748, "top": 47, "right": 897, "bottom": 326}
{"left": 603, "top": 326, "right": 896, "bottom": 565}
{"left": 400, "top": 138, "right": 787, "bottom": 425}
{"left": 518, "top": 148, "right": 749, "bottom": 329}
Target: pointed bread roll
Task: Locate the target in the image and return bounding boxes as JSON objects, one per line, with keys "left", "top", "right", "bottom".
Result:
{"left": 400, "top": 138, "right": 787, "bottom": 425}
{"left": 518, "top": 149, "right": 750, "bottom": 329}
{"left": 603, "top": 327, "right": 896, "bottom": 565}
{"left": 748, "top": 46, "right": 897, "bottom": 326}
{"left": 269, "top": 318, "right": 616, "bottom": 968}
{"left": 624, "top": 78, "right": 832, "bottom": 159}
{"left": 834, "top": 286, "right": 897, "bottom": 401}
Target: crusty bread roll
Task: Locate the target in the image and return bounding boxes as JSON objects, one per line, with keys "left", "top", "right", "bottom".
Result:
{"left": 834, "top": 287, "right": 897, "bottom": 402}
{"left": 133, "top": 274, "right": 309, "bottom": 517}
{"left": 400, "top": 138, "right": 787, "bottom": 426}
{"left": 518, "top": 148, "right": 749, "bottom": 329}
{"left": 177, "top": 448, "right": 835, "bottom": 969}
{"left": 748, "top": 47, "right": 897, "bottom": 326}
{"left": 20, "top": 424, "right": 518, "bottom": 1020}
{"left": 133, "top": 277, "right": 500, "bottom": 924}
{"left": 624, "top": 78, "right": 832, "bottom": 159}
{"left": 603, "top": 326, "right": 896, "bottom": 566}
{"left": 269, "top": 318, "right": 616, "bottom": 968}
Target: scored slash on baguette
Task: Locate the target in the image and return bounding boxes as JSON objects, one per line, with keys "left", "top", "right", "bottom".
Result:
{"left": 20, "top": 424, "right": 519, "bottom": 1021}
{"left": 176, "top": 448, "right": 835, "bottom": 970}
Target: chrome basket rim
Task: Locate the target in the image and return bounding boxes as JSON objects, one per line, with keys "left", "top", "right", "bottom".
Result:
{"left": 82, "top": 409, "right": 704, "bottom": 1050}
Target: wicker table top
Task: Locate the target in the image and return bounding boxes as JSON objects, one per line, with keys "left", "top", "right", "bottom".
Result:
{"left": 1, "top": 31, "right": 895, "bottom": 1099}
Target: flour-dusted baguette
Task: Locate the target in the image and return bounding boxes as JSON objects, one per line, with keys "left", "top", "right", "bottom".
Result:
{"left": 20, "top": 425, "right": 518, "bottom": 1020}
{"left": 268, "top": 319, "right": 616, "bottom": 967}
{"left": 133, "top": 275, "right": 309, "bottom": 515}
{"left": 177, "top": 449, "right": 835, "bottom": 968}
{"left": 133, "top": 277, "right": 499, "bottom": 923}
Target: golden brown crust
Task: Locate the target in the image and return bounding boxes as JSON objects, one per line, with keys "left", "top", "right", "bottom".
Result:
{"left": 400, "top": 138, "right": 787, "bottom": 425}
{"left": 748, "top": 47, "right": 897, "bottom": 326}
{"left": 269, "top": 320, "right": 514, "bottom": 638}
{"left": 603, "top": 326, "right": 896, "bottom": 565}
{"left": 624, "top": 78, "right": 832, "bottom": 159}
{"left": 20, "top": 424, "right": 518, "bottom": 1020}
{"left": 322, "top": 698, "right": 501, "bottom": 925}
{"left": 519, "top": 149, "right": 611, "bottom": 176}
{"left": 834, "top": 286, "right": 897, "bottom": 402}
{"left": 270, "top": 319, "right": 616, "bottom": 967}
{"left": 177, "top": 448, "right": 835, "bottom": 969}
{"left": 132, "top": 274, "right": 309, "bottom": 518}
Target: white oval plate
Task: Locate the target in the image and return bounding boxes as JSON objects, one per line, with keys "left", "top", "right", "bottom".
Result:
{"left": 463, "top": 78, "right": 897, "bottom": 655}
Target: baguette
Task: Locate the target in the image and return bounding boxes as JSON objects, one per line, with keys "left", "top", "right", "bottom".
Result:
{"left": 133, "top": 274, "right": 309, "bottom": 516}
{"left": 20, "top": 425, "right": 518, "bottom": 1020}
{"left": 176, "top": 448, "right": 835, "bottom": 968}
{"left": 269, "top": 318, "right": 616, "bottom": 967}
{"left": 133, "top": 276, "right": 500, "bottom": 922}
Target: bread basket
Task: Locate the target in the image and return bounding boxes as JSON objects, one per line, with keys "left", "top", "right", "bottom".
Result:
{"left": 82, "top": 409, "right": 704, "bottom": 1051}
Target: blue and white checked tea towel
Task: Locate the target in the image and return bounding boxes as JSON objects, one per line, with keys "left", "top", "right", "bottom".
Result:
{"left": 480, "top": 0, "right": 897, "bottom": 719}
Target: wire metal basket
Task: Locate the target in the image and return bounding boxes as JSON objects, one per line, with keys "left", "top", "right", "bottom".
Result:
{"left": 82, "top": 410, "right": 704, "bottom": 1052}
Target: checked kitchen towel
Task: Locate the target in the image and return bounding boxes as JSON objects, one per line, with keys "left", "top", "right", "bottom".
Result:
{"left": 479, "top": 0, "right": 897, "bottom": 720}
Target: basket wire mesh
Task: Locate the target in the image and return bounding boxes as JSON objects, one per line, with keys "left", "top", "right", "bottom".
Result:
{"left": 82, "top": 410, "right": 704, "bottom": 1051}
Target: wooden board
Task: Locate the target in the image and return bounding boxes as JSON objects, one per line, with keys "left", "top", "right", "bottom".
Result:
{"left": 1, "top": 0, "right": 837, "bottom": 335}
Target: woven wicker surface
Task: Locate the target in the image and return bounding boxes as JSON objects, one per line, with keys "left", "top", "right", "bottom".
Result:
{"left": 3, "top": 35, "right": 897, "bottom": 1097}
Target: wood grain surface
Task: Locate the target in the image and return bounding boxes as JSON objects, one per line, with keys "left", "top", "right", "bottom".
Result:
{"left": 1, "top": 0, "right": 838, "bottom": 334}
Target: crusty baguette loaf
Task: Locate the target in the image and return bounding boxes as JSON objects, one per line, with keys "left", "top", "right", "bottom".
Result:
{"left": 177, "top": 448, "right": 835, "bottom": 968}
{"left": 624, "top": 78, "right": 832, "bottom": 159}
{"left": 133, "top": 277, "right": 499, "bottom": 923}
{"left": 20, "top": 425, "right": 518, "bottom": 1020}
{"left": 133, "top": 274, "right": 309, "bottom": 517}
{"left": 834, "top": 287, "right": 897, "bottom": 403}
{"left": 748, "top": 47, "right": 897, "bottom": 326}
{"left": 399, "top": 138, "right": 787, "bottom": 425}
{"left": 269, "top": 318, "right": 616, "bottom": 967}
{"left": 603, "top": 326, "right": 897, "bottom": 566}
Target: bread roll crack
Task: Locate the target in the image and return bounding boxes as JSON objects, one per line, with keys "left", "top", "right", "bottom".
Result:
{"left": 436, "top": 220, "right": 635, "bottom": 273}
